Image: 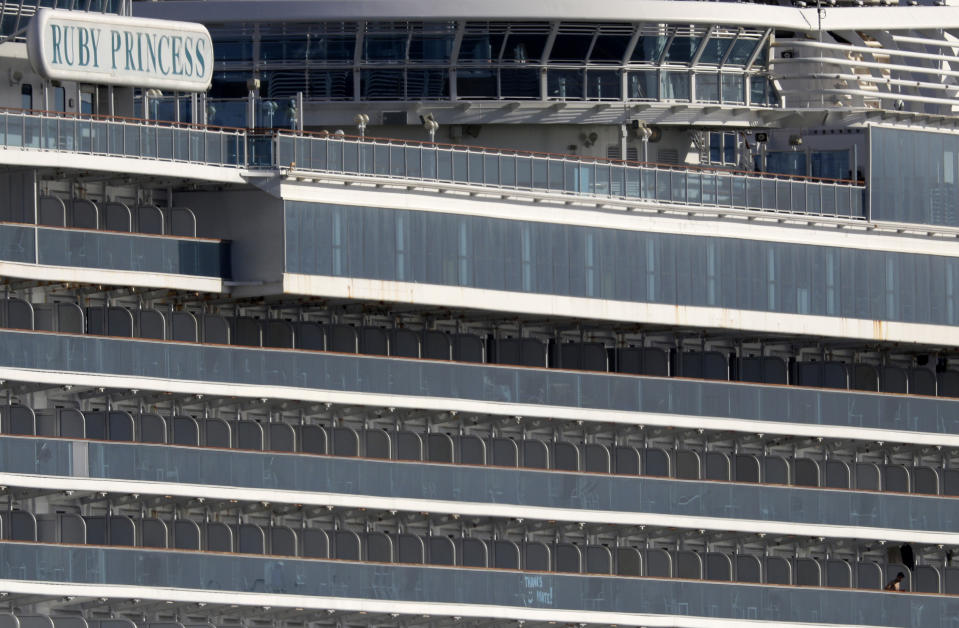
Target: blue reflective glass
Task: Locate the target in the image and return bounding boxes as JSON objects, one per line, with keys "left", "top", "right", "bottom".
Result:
{"left": 500, "top": 69, "right": 539, "bottom": 98}
{"left": 407, "top": 70, "right": 449, "bottom": 99}
{"left": 631, "top": 35, "right": 667, "bottom": 62}
{"left": 502, "top": 33, "right": 547, "bottom": 62}
{"left": 548, "top": 70, "right": 584, "bottom": 99}
{"left": 549, "top": 34, "right": 593, "bottom": 62}
{"left": 307, "top": 71, "right": 354, "bottom": 100}
{"left": 664, "top": 36, "right": 701, "bottom": 63}
{"left": 628, "top": 71, "right": 657, "bottom": 99}
{"left": 213, "top": 40, "right": 253, "bottom": 62}
{"left": 697, "top": 73, "right": 719, "bottom": 102}
{"left": 767, "top": 152, "right": 806, "bottom": 177}
{"left": 721, "top": 74, "right": 744, "bottom": 104}
{"left": 699, "top": 37, "right": 734, "bottom": 64}
{"left": 361, "top": 70, "right": 405, "bottom": 99}
{"left": 727, "top": 38, "right": 759, "bottom": 66}
{"left": 586, "top": 71, "right": 620, "bottom": 100}
{"left": 661, "top": 71, "right": 689, "bottom": 100}
{"left": 261, "top": 37, "right": 308, "bottom": 61}
{"left": 307, "top": 34, "right": 355, "bottom": 62}
{"left": 457, "top": 70, "right": 497, "bottom": 98}
{"left": 409, "top": 34, "right": 454, "bottom": 62}
{"left": 364, "top": 34, "right": 408, "bottom": 61}
{"left": 458, "top": 33, "right": 503, "bottom": 62}
{"left": 589, "top": 34, "right": 632, "bottom": 62}
{"left": 870, "top": 126, "right": 959, "bottom": 227}
{"left": 4, "top": 542, "right": 957, "bottom": 626}
{"left": 812, "top": 150, "right": 850, "bottom": 181}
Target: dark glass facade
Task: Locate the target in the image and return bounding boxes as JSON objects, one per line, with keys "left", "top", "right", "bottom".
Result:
{"left": 1, "top": 330, "right": 958, "bottom": 437}
{"left": 1, "top": 542, "right": 957, "bottom": 626}
{"left": 1, "top": 436, "right": 956, "bottom": 532}
{"left": 0, "top": 224, "right": 229, "bottom": 278}
{"left": 285, "top": 201, "right": 959, "bottom": 326}
{"left": 871, "top": 126, "right": 959, "bottom": 227}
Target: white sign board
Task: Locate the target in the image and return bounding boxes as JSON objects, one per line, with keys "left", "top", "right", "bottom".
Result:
{"left": 27, "top": 9, "right": 213, "bottom": 92}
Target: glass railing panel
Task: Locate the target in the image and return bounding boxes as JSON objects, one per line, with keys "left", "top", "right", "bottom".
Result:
{"left": 0, "top": 112, "right": 245, "bottom": 169}
{"left": 157, "top": 127, "right": 174, "bottom": 160}
{"left": 375, "top": 144, "right": 391, "bottom": 176}
{"left": 0, "top": 226, "right": 229, "bottom": 278}
{"left": 610, "top": 165, "right": 625, "bottom": 197}
{"left": 655, "top": 170, "right": 670, "bottom": 201}
{"left": 0, "top": 542, "right": 948, "bottom": 626}
{"left": 1, "top": 436, "right": 958, "bottom": 534}
{"left": 402, "top": 146, "right": 420, "bottom": 178}
{"left": 516, "top": 155, "right": 532, "bottom": 187}
{"left": 0, "top": 223, "right": 36, "bottom": 263}
{"left": 391, "top": 145, "right": 407, "bottom": 177}
{"left": 2, "top": 332, "right": 959, "bottom": 438}
{"left": 822, "top": 184, "right": 838, "bottom": 215}
{"left": 421, "top": 147, "right": 437, "bottom": 179}
{"left": 483, "top": 154, "right": 499, "bottom": 186}
{"left": 0, "top": 114, "right": 867, "bottom": 216}
{"left": 4, "top": 114, "right": 21, "bottom": 147}
{"left": 501, "top": 155, "right": 516, "bottom": 187}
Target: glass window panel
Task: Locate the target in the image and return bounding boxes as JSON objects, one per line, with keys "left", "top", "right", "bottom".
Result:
{"left": 502, "top": 32, "right": 548, "bottom": 62}
{"left": 627, "top": 70, "right": 657, "bottom": 99}
{"left": 500, "top": 69, "right": 539, "bottom": 98}
{"left": 548, "top": 70, "right": 584, "bottom": 99}
{"left": 407, "top": 70, "right": 449, "bottom": 99}
{"left": 456, "top": 69, "right": 497, "bottom": 98}
{"left": 710, "top": 133, "right": 722, "bottom": 163}
{"left": 550, "top": 33, "right": 594, "bottom": 62}
{"left": 664, "top": 36, "right": 701, "bottom": 64}
{"left": 723, "top": 133, "right": 736, "bottom": 164}
{"left": 766, "top": 151, "right": 806, "bottom": 177}
{"left": 727, "top": 38, "right": 759, "bottom": 66}
{"left": 361, "top": 70, "right": 405, "bottom": 100}
{"left": 307, "top": 34, "right": 355, "bottom": 62}
{"left": 589, "top": 34, "right": 632, "bottom": 62}
{"left": 306, "top": 70, "right": 354, "bottom": 100}
{"left": 458, "top": 33, "right": 505, "bottom": 62}
{"left": 261, "top": 36, "right": 308, "bottom": 62}
{"left": 721, "top": 74, "right": 744, "bottom": 104}
{"left": 661, "top": 71, "right": 690, "bottom": 100}
{"left": 409, "top": 34, "right": 453, "bottom": 62}
{"left": 811, "top": 150, "right": 850, "bottom": 181}
{"left": 750, "top": 75, "right": 771, "bottom": 105}
{"left": 699, "top": 37, "right": 733, "bottom": 64}
{"left": 697, "top": 73, "right": 719, "bottom": 102}
{"left": 213, "top": 39, "right": 252, "bottom": 62}
{"left": 53, "top": 87, "right": 66, "bottom": 112}
{"left": 209, "top": 71, "right": 251, "bottom": 99}
{"left": 586, "top": 70, "right": 621, "bottom": 100}
{"left": 364, "top": 33, "right": 408, "bottom": 61}
{"left": 631, "top": 35, "right": 667, "bottom": 62}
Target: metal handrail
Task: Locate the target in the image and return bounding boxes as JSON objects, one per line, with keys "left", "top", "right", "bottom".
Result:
{"left": 0, "top": 108, "right": 866, "bottom": 219}
{"left": 264, "top": 131, "right": 866, "bottom": 220}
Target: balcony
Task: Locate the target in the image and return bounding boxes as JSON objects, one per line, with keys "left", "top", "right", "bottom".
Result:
{"left": 0, "top": 109, "right": 246, "bottom": 172}
{"left": 0, "top": 435, "right": 956, "bottom": 538}
{"left": 0, "top": 330, "right": 956, "bottom": 444}
{"left": 0, "top": 109, "right": 866, "bottom": 221}
{"left": 263, "top": 131, "right": 867, "bottom": 219}
{"left": 0, "top": 541, "right": 955, "bottom": 626}
{"left": 0, "top": 222, "right": 230, "bottom": 280}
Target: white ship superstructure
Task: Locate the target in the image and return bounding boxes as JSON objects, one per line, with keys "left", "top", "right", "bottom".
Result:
{"left": 0, "top": 0, "right": 957, "bottom": 626}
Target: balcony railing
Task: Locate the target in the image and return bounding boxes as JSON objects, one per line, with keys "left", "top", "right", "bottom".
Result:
{"left": 0, "top": 109, "right": 246, "bottom": 168}
{"left": 0, "top": 109, "right": 866, "bottom": 220}
{"left": 0, "top": 222, "right": 230, "bottom": 279}
{"left": 263, "top": 132, "right": 866, "bottom": 219}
